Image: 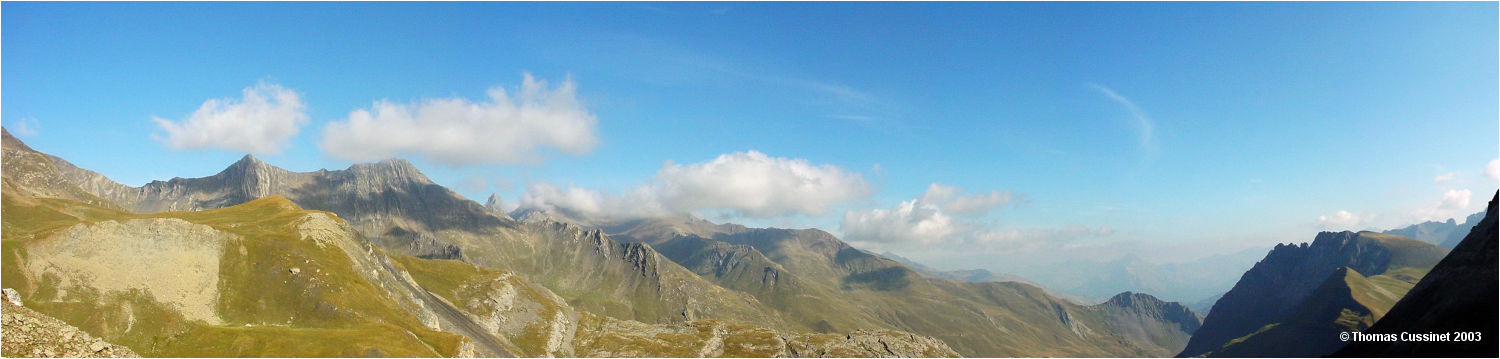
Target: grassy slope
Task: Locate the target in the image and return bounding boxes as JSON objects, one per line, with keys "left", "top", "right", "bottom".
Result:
{"left": 1206, "top": 266, "right": 1425, "bottom": 357}
{"left": 2, "top": 194, "right": 465, "bottom": 357}
{"left": 656, "top": 229, "right": 1163, "bottom": 357}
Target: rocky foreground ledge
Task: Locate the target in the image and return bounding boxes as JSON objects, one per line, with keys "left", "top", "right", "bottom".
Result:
{"left": 1, "top": 289, "right": 139, "bottom": 358}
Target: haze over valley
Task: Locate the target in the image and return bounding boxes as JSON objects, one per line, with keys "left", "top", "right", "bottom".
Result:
{"left": 2, "top": 2, "right": 1496, "bottom": 358}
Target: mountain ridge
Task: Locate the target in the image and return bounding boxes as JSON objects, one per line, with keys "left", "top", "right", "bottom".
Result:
{"left": 1178, "top": 230, "right": 1446, "bottom": 357}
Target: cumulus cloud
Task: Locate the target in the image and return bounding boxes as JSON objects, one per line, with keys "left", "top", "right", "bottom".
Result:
{"left": 153, "top": 83, "right": 308, "bottom": 154}
{"left": 520, "top": 151, "right": 870, "bottom": 219}
{"left": 918, "top": 183, "right": 1015, "bottom": 215}
{"left": 651, "top": 151, "right": 871, "bottom": 217}
{"left": 1433, "top": 172, "right": 1457, "bottom": 185}
{"left": 840, "top": 184, "right": 1107, "bottom": 253}
{"left": 1487, "top": 158, "right": 1499, "bottom": 181}
{"left": 841, "top": 200, "right": 958, "bottom": 245}
{"left": 1317, "top": 210, "right": 1374, "bottom": 230}
{"left": 1437, "top": 188, "right": 1472, "bottom": 211}
{"left": 321, "top": 74, "right": 598, "bottom": 165}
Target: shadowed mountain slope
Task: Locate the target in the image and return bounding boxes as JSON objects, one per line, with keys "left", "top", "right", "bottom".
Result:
{"left": 1332, "top": 191, "right": 1499, "bottom": 358}
{"left": 1204, "top": 265, "right": 1426, "bottom": 357}
{"left": 1178, "top": 231, "right": 1447, "bottom": 357}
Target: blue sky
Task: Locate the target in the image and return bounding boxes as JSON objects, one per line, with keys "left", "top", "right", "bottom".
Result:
{"left": 4, "top": 3, "right": 1497, "bottom": 286}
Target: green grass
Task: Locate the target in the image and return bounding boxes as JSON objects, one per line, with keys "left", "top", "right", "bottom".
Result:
{"left": 3, "top": 195, "right": 466, "bottom": 357}
{"left": 390, "top": 254, "right": 569, "bottom": 356}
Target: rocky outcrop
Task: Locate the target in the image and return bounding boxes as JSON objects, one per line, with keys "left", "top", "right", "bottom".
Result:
{"left": 571, "top": 314, "right": 959, "bottom": 358}
{"left": 2, "top": 297, "right": 138, "bottom": 358}
{"left": 1178, "top": 231, "right": 1447, "bottom": 357}
{"left": 1332, "top": 192, "right": 1498, "bottom": 357}
{"left": 1095, "top": 292, "right": 1202, "bottom": 355}
{"left": 484, "top": 193, "right": 511, "bottom": 220}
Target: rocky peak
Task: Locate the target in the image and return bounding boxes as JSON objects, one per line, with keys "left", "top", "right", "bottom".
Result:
{"left": 208, "top": 154, "right": 292, "bottom": 201}
{"left": 483, "top": 194, "right": 512, "bottom": 220}
{"left": 484, "top": 193, "right": 503, "bottom": 211}
{"left": 1104, "top": 291, "right": 1152, "bottom": 307}
{"left": 345, "top": 158, "right": 433, "bottom": 185}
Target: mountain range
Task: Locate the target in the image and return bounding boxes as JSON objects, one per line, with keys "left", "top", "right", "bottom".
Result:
{"left": 1381, "top": 210, "right": 1486, "bottom": 248}
{"left": 1332, "top": 192, "right": 1498, "bottom": 357}
{"left": 1178, "top": 230, "right": 1448, "bottom": 357}
{"left": 6, "top": 126, "right": 1492, "bottom": 358}
{"left": 1, "top": 127, "right": 1204, "bottom": 357}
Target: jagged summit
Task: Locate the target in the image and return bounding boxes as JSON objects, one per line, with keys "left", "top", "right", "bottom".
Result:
{"left": 343, "top": 158, "right": 432, "bottom": 185}
{"left": 483, "top": 193, "right": 511, "bottom": 220}
{"left": 1179, "top": 230, "right": 1447, "bottom": 357}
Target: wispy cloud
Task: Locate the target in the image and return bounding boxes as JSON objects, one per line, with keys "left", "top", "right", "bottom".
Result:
{"left": 1316, "top": 210, "right": 1375, "bottom": 230}
{"left": 569, "top": 34, "right": 897, "bottom": 127}
{"left": 1433, "top": 172, "right": 1457, "bottom": 185}
{"left": 1088, "top": 84, "right": 1159, "bottom": 167}
{"left": 10, "top": 117, "right": 40, "bottom": 137}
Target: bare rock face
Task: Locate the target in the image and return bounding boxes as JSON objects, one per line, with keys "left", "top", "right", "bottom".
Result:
{"left": 1095, "top": 292, "right": 1202, "bottom": 356}
{"left": 1, "top": 297, "right": 139, "bottom": 358}
{"left": 24, "top": 218, "right": 233, "bottom": 325}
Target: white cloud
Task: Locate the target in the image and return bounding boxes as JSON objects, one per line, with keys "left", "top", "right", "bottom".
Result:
{"left": 1433, "top": 172, "right": 1457, "bottom": 184}
{"left": 320, "top": 74, "right": 598, "bottom": 165}
{"left": 1437, "top": 188, "right": 1472, "bottom": 211}
{"left": 841, "top": 200, "right": 958, "bottom": 245}
{"left": 1487, "top": 158, "right": 1499, "bottom": 181}
{"left": 918, "top": 183, "right": 1015, "bottom": 216}
{"left": 10, "top": 117, "right": 40, "bottom": 137}
{"left": 520, "top": 151, "right": 869, "bottom": 219}
{"left": 1317, "top": 210, "right": 1375, "bottom": 230}
{"left": 651, "top": 151, "right": 871, "bottom": 217}
{"left": 153, "top": 82, "right": 308, "bottom": 154}
{"left": 840, "top": 185, "right": 1107, "bottom": 254}
{"left": 1412, "top": 188, "right": 1474, "bottom": 222}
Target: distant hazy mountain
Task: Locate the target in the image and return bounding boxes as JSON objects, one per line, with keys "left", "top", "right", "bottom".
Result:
{"left": 1188, "top": 293, "right": 1223, "bottom": 316}
{"left": 878, "top": 251, "right": 1031, "bottom": 283}
{"left": 603, "top": 217, "right": 1204, "bottom": 357}
{"left": 1383, "top": 210, "right": 1485, "bottom": 248}
{"left": 1333, "top": 192, "right": 1498, "bottom": 357}
{"left": 1178, "top": 231, "right": 1447, "bottom": 357}
{"left": 991, "top": 248, "right": 1265, "bottom": 306}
